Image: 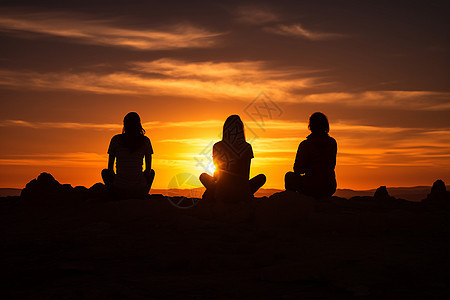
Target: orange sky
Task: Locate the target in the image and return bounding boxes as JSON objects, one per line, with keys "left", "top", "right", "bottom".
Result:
{"left": 0, "top": 1, "right": 449, "bottom": 190}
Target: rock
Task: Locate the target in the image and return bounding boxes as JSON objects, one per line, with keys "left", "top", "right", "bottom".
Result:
{"left": 373, "top": 186, "right": 391, "bottom": 201}
{"left": 89, "top": 182, "right": 105, "bottom": 193}
{"left": 423, "top": 180, "right": 450, "bottom": 207}
{"left": 21, "top": 172, "right": 62, "bottom": 197}
{"left": 61, "top": 184, "right": 74, "bottom": 192}
{"left": 430, "top": 179, "right": 446, "bottom": 194}
{"left": 74, "top": 186, "right": 89, "bottom": 193}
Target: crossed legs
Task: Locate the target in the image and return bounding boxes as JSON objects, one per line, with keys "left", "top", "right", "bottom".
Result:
{"left": 199, "top": 172, "right": 266, "bottom": 198}
{"left": 102, "top": 169, "right": 155, "bottom": 191}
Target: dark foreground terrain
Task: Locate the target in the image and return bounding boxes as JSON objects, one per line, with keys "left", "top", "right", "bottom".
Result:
{"left": 1, "top": 174, "right": 450, "bottom": 299}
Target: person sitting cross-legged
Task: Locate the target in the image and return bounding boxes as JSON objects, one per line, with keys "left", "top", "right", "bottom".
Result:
{"left": 199, "top": 115, "right": 266, "bottom": 203}
{"left": 102, "top": 112, "right": 155, "bottom": 199}
{"left": 285, "top": 112, "right": 337, "bottom": 199}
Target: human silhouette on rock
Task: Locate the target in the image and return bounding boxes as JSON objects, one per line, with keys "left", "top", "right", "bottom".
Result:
{"left": 285, "top": 112, "right": 337, "bottom": 198}
{"left": 199, "top": 115, "right": 266, "bottom": 202}
{"left": 102, "top": 112, "right": 155, "bottom": 199}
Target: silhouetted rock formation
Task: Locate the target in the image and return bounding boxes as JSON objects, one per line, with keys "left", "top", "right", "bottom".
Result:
{"left": 423, "top": 179, "right": 450, "bottom": 208}
{"left": 21, "top": 172, "right": 66, "bottom": 197}
{"left": 20, "top": 172, "right": 106, "bottom": 201}
{"left": 374, "top": 186, "right": 391, "bottom": 201}
{"left": 89, "top": 182, "right": 106, "bottom": 193}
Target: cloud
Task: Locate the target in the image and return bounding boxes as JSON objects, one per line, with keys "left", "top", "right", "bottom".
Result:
{"left": 0, "top": 152, "right": 106, "bottom": 166}
{"left": 0, "top": 119, "right": 224, "bottom": 130}
{"left": 0, "top": 58, "right": 448, "bottom": 111}
{"left": 266, "top": 23, "right": 345, "bottom": 40}
{"left": 0, "top": 119, "right": 122, "bottom": 130}
{"left": 0, "top": 11, "right": 221, "bottom": 50}
{"left": 296, "top": 91, "right": 450, "bottom": 111}
{"left": 0, "top": 59, "right": 321, "bottom": 100}
{"left": 235, "top": 5, "right": 279, "bottom": 24}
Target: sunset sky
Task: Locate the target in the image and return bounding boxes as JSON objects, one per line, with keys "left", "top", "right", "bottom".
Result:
{"left": 0, "top": 0, "right": 449, "bottom": 191}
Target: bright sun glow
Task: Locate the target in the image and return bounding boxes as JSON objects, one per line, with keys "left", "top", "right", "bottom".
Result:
{"left": 206, "top": 161, "right": 216, "bottom": 175}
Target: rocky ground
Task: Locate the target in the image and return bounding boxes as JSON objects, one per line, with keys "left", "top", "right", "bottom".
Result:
{"left": 1, "top": 173, "right": 450, "bottom": 299}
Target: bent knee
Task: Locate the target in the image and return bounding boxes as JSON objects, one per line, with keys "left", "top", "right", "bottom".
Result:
{"left": 257, "top": 174, "right": 267, "bottom": 184}
{"left": 285, "top": 172, "right": 295, "bottom": 184}
{"left": 102, "top": 169, "right": 114, "bottom": 177}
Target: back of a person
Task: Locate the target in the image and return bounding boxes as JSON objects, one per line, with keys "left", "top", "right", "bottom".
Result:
{"left": 114, "top": 135, "right": 147, "bottom": 176}
{"left": 302, "top": 134, "right": 336, "bottom": 180}
{"left": 213, "top": 141, "right": 252, "bottom": 179}
{"left": 302, "top": 134, "right": 337, "bottom": 197}
{"left": 213, "top": 140, "right": 252, "bottom": 202}
{"left": 110, "top": 134, "right": 149, "bottom": 195}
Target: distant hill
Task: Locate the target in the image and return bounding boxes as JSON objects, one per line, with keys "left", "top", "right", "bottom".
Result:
{"left": 152, "top": 185, "right": 444, "bottom": 202}
{"left": 334, "top": 186, "right": 448, "bottom": 202}
{"left": 254, "top": 186, "right": 442, "bottom": 201}
{"left": 0, "top": 188, "right": 21, "bottom": 197}
{"left": 2, "top": 185, "right": 448, "bottom": 201}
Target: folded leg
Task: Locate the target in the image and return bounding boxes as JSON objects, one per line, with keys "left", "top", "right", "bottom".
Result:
{"left": 199, "top": 173, "right": 216, "bottom": 190}
{"left": 249, "top": 174, "right": 266, "bottom": 194}
{"left": 102, "top": 169, "right": 115, "bottom": 187}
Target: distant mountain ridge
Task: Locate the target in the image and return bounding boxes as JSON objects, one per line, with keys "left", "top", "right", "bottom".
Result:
{"left": 1, "top": 185, "right": 448, "bottom": 201}
{"left": 0, "top": 188, "right": 21, "bottom": 197}
{"left": 137, "top": 185, "right": 449, "bottom": 202}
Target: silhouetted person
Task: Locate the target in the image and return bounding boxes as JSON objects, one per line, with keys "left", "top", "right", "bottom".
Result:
{"left": 285, "top": 112, "right": 337, "bottom": 198}
{"left": 199, "top": 115, "right": 266, "bottom": 202}
{"left": 102, "top": 112, "right": 155, "bottom": 199}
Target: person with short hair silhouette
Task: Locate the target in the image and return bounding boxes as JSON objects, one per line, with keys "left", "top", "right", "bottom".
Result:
{"left": 200, "top": 115, "right": 266, "bottom": 202}
{"left": 102, "top": 112, "right": 155, "bottom": 198}
{"left": 285, "top": 112, "right": 337, "bottom": 198}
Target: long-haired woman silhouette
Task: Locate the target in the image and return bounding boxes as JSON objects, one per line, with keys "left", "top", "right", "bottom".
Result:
{"left": 199, "top": 115, "right": 266, "bottom": 202}
{"left": 102, "top": 112, "right": 155, "bottom": 198}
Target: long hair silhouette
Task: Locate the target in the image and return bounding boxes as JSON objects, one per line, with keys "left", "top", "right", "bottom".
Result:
{"left": 121, "top": 112, "right": 145, "bottom": 152}
{"left": 223, "top": 115, "right": 246, "bottom": 147}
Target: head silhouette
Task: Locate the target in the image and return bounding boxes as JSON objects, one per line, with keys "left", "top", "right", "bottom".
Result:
{"left": 123, "top": 112, "right": 145, "bottom": 136}
{"left": 308, "top": 112, "right": 329, "bottom": 134}
{"left": 223, "top": 115, "right": 245, "bottom": 145}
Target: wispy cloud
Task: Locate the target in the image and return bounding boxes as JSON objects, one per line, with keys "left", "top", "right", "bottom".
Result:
{"left": 0, "top": 119, "right": 122, "bottom": 130}
{"left": 0, "top": 59, "right": 321, "bottom": 99}
{"left": 296, "top": 91, "right": 450, "bottom": 111}
{"left": 235, "top": 5, "right": 279, "bottom": 24}
{"left": 266, "top": 23, "right": 345, "bottom": 40}
{"left": 0, "top": 152, "right": 106, "bottom": 166}
{"left": 0, "top": 11, "right": 221, "bottom": 50}
{"left": 0, "top": 58, "right": 448, "bottom": 110}
{"left": 0, "top": 119, "right": 224, "bottom": 131}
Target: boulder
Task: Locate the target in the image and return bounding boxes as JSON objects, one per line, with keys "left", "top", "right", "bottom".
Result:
{"left": 89, "top": 182, "right": 105, "bottom": 193}
{"left": 423, "top": 180, "right": 450, "bottom": 207}
{"left": 21, "top": 172, "right": 63, "bottom": 197}
{"left": 373, "top": 186, "right": 391, "bottom": 201}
